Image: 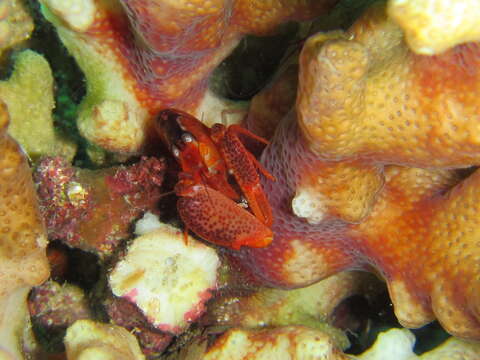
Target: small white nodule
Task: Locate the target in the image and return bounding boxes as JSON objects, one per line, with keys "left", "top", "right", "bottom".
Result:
{"left": 291, "top": 187, "right": 327, "bottom": 225}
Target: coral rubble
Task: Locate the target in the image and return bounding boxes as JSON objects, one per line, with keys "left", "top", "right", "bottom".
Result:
{"left": 109, "top": 214, "right": 221, "bottom": 335}
{"left": 34, "top": 156, "right": 165, "bottom": 257}
{"left": 28, "top": 280, "right": 92, "bottom": 353}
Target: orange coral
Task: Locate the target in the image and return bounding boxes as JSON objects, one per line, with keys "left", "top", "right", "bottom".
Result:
{"left": 40, "top": 0, "right": 338, "bottom": 153}
{"left": 0, "top": 102, "right": 50, "bottom": 356}
{"left": 298, "top": 4, "right": 480, "bottom": 169}
{"left": 235, "top": 2, "right": 480, "bottom": 340}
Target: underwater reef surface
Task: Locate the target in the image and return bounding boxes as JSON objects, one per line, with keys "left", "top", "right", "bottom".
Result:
{"left": 0, "top": 0, "right": 480, "bottom": 359}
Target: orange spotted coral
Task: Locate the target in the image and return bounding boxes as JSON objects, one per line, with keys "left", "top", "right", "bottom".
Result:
{"left": 234, "top": 2, "right": 480, "bottom": 340}
{"left": 39, "top": 0, "right": 338, "bottom": 153}
{"left": 297, "top": 3, "right": 480, "bottom": 168}
{"left": 0, "top": 102, "right": 50, "bottom": 357}
{"left": 292, "top": 0, "right": 480, "bottom": 223}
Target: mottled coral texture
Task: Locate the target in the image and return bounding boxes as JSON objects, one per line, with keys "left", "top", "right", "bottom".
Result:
{"left": 236, "top": 2, "right": 480, "bottom": 340}
{"left": 40, "top": 0, "right": 338, "bottom": 153}
{"left": 388, "top": 0, "right": 480, "bottom": 55}
{"left": 0, "top": 0, "right": 33, "bottom": 58}
{"left": 0, "top": 102, "right": 50, "bottom": 356}
{"left": 34, "top": 156, "right": 165, "bottom": 257}
{"left": 0, "top": 50, "right": 76, "bottom": 161}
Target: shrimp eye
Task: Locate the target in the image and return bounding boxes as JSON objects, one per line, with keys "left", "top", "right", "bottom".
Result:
{"left": 171, "top": 145, "right": 181, "bottom": 158}
{"left": 181, "top": 132, "right": 194, "bottom": 144}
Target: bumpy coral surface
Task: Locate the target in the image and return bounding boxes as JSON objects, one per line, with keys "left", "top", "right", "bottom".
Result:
{"left": 0, "top": 50, "right": 76, "bottom": 161}
{"left": 204, "top": 325, "right": 350, "bottom": 360}
{"left": 356, "top": 328, "right": 480, "bottom": 360}
{"left": 28, "top": 280, "right": 92, "bottom": 329}
{"left": 105, "top": 296, "right": 173, "bottom": 357}
{"left": 0, "top": 0, "right": 33, "bottom": 58}
{"left": 109, "top": 214, "right": 220, "bottom": 334}
{"left": 206, "top": 271, "right": 381, "bottom": 349}
{"left": 0, "top": 102, "right": 50, "bottom": 357}
{"left": 202, "top": 326, "right": 480, "bottom": 360}
{"left": 235, "top": 2, "right": 480, "bottom": 340}
{"left": 64, "top": 320, "right": 146, "bottom": 360}
{"left": 388, "top": 0, "right": 480, "bottom": 55}
{"left": 39, "top": 0, "right": 338, "bottom": 153}
{"left": 34, "top": 156, "right": 165, "bottom": 257}
{"left": 297, "top": 4, "right": 480, "bottom": 169}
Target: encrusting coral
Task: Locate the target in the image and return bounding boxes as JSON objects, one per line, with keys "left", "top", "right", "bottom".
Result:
{"left": 28, "top": 280, "right": 92, "bottom": 353}
{"left": 388, "top": 0, "right": 480, "bottom": 55}
{"left": 34, "top": 156, "right": 165, "bottom": 257}
{"left": 234, "top": 1, "right": 480, "bottom": 340}
{"left": 0, "top": 50, "right": 77, "bottom": 161}
{"left": 39, "top": 0, "right": 338, "bottom": 153}
{"left": 104, "top": 295, "right": 173, "bottom": 357}
{"left": 0, "top": 102, "right": 50, "bottom": 358}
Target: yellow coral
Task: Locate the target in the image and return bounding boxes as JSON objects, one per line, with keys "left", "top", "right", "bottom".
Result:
{"left": 388, "top": 0, "right": 480, "bottom": 54}
{"left": 0, "top": 0, "right": 33, "bottom": 58}
{"left": 64, "top": 320, "right": 145, "bottom": 360}
{"left": 0, "top": 50, "right": 76, "bottom": 161}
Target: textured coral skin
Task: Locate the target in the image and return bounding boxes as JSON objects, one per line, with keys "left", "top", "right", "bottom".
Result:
{"left": 105, "top": 296, "right": 172, "bottom": 357}
{"left": 119, "top": 0, "right": 337, "bottom": 106}
{"left": 35, "top": 156, "right": 165, "bottom": 257}
{"left": 0, "top": 102, "right": 50, "bottom": 356}
{"left": 204, "top": 325, "right": 350, "bottom": 360}
{"left": 0, "top": 104, "right": 50, "bottom": 293}
{"left": 388, "top": 0, "right": 480, "bottom": 55}
{"left": 235, "top": 3, "right": 480, "bottom": 340}
{"left": 297, "top": 4, "right": 480, "bottom": 169}
{"left": 0, "top": 0, "right": 33, "bottom": 58}
{"left": 0, "top": 50, "right": 76, "bottom": 161}
{"left": 40, "top": 0, "right": 338, "bottom": 153}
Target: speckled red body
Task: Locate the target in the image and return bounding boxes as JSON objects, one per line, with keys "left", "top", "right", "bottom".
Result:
{"left": 211, "top": 123, "right": 275, "bottom": 227}
{"left": 177, "top": 184, "right": 273, "bottom": 250}
{"left": 156, "top": 109, "right": 274, "bottom": 249}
